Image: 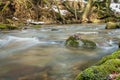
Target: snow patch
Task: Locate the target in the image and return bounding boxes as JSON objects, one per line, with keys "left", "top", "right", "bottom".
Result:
{"left": 110, "top": 3, "right": 120, "bottom": 13}
{"left": 52, "top": 6, "right": 68, "bottom": 15}
{"left": 27, "top": 19, "right": 45, "bottom": 25}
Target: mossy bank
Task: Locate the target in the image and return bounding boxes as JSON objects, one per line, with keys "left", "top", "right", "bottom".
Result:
{"left": 76, "top": 50, "right": 120, "bottom": 80}
{"left": 0, "top": 0, "right": 119, "bottom": 24}
{"left": 105, "top": 22, "right": 120, "bottom": 29}
{"left": 0, "top": 24, "right": 18, "bottom": 30}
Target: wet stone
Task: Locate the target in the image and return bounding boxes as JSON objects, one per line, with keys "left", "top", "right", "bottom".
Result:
{"left": 105, "top": 22, "right": 120, "bottom": 29}
{"left": 51, "top": 29, "right": 59, "bottom": 31}
{"left": 65, "top": 34, "right": 96, "bottom": 49}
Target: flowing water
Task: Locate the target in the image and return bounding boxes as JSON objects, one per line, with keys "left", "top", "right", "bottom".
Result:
{"left": 0, "top": 24, "right": 119, "bottom": 80}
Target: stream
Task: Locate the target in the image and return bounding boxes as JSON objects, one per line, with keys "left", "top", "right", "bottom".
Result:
{"left": 0, "top": 24, "right": 119, "bottom": 80}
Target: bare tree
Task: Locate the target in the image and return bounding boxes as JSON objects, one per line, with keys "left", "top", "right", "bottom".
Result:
{"left": 81, "top": 0, "right": 93, "bottom": 22}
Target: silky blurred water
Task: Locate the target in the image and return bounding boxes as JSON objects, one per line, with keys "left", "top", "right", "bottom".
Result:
{"left": 0, "top": 24, "right": 119, "bottom": 80}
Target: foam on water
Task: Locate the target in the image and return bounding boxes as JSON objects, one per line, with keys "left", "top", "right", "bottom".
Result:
{"left": 0, "top": 36, "right": 42, "bottom": 58}
{"left": 96, "top": 39, "right": 118, "bottom": 50}
{"left": 0, "top": 36, "right": 40, "bottom": 48}
{"left": 76, "top": 31, "right": 98, "bottom": 34}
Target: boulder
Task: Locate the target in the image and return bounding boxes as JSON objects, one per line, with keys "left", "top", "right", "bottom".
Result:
{"left": 65, "top": 36, "right": 79, "bottom": 47}
{"left": 65, "top": 35, "right": 96, "bottom": 49}
{"left": 76, "top": 50, "right": 120, "bottom": 80}
{"left": 105, "top": 22, "right": 120, "bottom": 29}
{"left": 81, "top": 39, "right": 96, "bottom": 49}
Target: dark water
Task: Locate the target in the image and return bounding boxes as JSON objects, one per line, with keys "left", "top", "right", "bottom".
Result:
{"left": 0, "top": 24, "right": 119, "bottom": 80}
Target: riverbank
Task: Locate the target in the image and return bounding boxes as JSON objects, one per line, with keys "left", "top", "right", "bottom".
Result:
{"left": 0, "top": 0, "right": 120, "bottom": 25}
{"left": 76, "top": 49, "right": 120, "bottom": 80}
{"left": 0, "top": 21, "right": 120, "bottom": 32}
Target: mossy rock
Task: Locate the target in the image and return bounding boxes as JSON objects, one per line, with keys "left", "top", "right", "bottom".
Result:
{"left": 81, "top": 39, "right": 96, "bottom": 49}
{"left": 65, "top": 36, "right": 79, "bottom": 47}
{"left": 0, "top": 24, "right": 7, "bottom": 29}
{"left": 116, "top": 76, "right": 120, "bottom": 80}
{"left": 105, "top": 17, "right": 117, "bottom": 22}
{"left": 32, "top": 25, "right": 41, "bottom": 28}
{"left": 76, "top": 59, "right": 120, "bottom": 80}
{"left": 65, "top": 36, "right": 96, "bottom": 49}
{"left": 6, "top": 25, "right": 18, "bottom": 30}
{"left": 76, "top": 50, "right": 120, "bottom": 80}
{"left": 0, "top": 24, "right": 18, "bottom": 30}
{"left": 105, "top": 22, "right": 120, "bottom": 29}
{"left": 96, "top": 50, "right": 120, "bottom": 65}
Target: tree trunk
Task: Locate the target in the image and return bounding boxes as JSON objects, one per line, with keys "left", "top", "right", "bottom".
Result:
{"left": 105, "top": 0, "right": 111, "bottom": 12}
{"left": 74, "top": 0, "right": 78, "bottom": 20}
{"left": 82, "top": 0, "right": 93, "bottom": 22}
{"left": 54, "top": 0, "right": 65, "bottom": 24}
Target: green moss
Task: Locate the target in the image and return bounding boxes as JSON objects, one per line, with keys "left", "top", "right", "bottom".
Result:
{"left": 76, "top": 59, "right": 120, "bottom": 80}
{"left": 0, "top": 1, "right": 2, "bottom": 5}
{"left": 97, "top": 50, "right": 120, "bottom": 65}
{"left": 65, "top": 36, "right": 79, "bottom": 47}
{"left": 105, "top": 17, "right": 117, "bottom": 22}
{"left": 0, "top": 24, "right": 18, "bottom": 30}
{"left": 105, "top": 22, "right": 120, "bottom": 29}
{"left": 116, "top": 76, "right": 120, "bottom": 80}
{"left": 81, "top": 39, "right": 96, "bottom": 49}
{"left": 65, "top": 36, "right": 96, "bottom": 48}
{"left": 0, "top": 24, "right": 7, "bottom": 29}
{"left": 76, "top": 50, "right": 120, "bottom": 80}
{"left": 32, "top": 25, "right": 41, "bottom": 28}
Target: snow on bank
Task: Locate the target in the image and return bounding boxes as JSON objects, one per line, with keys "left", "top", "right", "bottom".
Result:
{"left": 110, "top": 3, "right": 120, "bottom": 13}
{"left": 27, "top": 19, "right": 45, "bottom": 25}
{"left": 52, "top": 5, "right": 68, "bottom": 16}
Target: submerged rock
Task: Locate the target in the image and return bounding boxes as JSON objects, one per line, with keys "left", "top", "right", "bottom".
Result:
{"left": 65, "top": 34, "right": 96, "bottom": 49}
{"left": 51, "top": 28, "right": 59, "bottom": 31}
{"left": 76, "top": 50, "right": 120, "bottom": 80}
{"left": 105, "top": 22, "right": 120, "bottom": 29}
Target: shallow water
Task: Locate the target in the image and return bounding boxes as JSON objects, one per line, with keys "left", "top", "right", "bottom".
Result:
{"left": 0, "top": 24, "right": 119, "bottom": 80}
